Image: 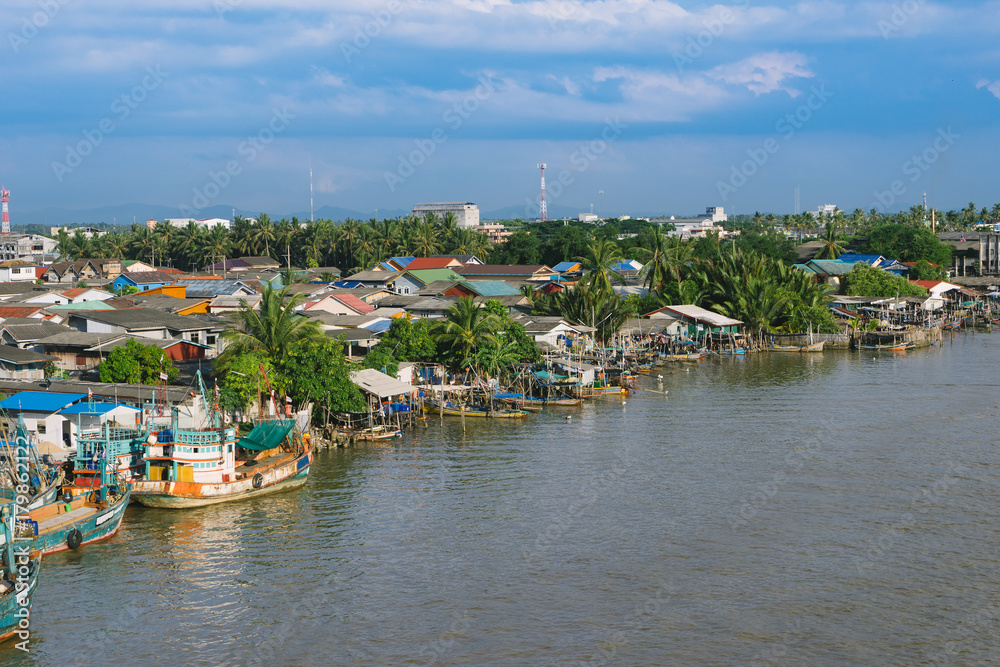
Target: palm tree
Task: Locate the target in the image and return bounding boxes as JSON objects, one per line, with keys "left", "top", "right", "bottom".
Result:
{"left": 435, "top": 297, "right": 499, "bottom": 370}
{"left": 54, "top": 228, "right": 72, "bottom": 260}
{"left": 203, "top": 225, "right": 231, "bottom": 270}
{"left": 814, "top": 222, "right": 846, "bottom": 260}
{"left": 252, "top": 213, "right": 276, "bottom": 258}
{"left": 230, "top": 215, "right": 254, "bottom": 256}
{"left": 577, "top": 238, "right": 624, "bottom": 294}
{"left": 217, "top": 284, "right": 323, "bottom": 367}
{"left": 174, "top": 221, "right": 203, "bottom": 271}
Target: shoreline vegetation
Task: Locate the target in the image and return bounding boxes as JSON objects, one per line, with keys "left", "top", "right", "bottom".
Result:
{"left": 14, "top": 205, "right": 998, "bottom": 435}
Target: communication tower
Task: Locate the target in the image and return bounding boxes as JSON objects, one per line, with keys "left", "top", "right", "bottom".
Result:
{"left": 537, "top": 163, "right": 547, "bottom": 222}
{"left": 1, "top": 187, "right": 9, "bottom": 235}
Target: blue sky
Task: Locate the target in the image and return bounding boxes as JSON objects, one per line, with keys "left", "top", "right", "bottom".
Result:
{"left": 2, "top": 0, "right": 999, "bottom": 220}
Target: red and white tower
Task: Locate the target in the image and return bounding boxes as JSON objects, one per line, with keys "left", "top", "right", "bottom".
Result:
{"left": 1, "top": 187, "right": 9, "bottom": 235}
{"left": 536, "top": 163, "right": 547, "bottom": 222}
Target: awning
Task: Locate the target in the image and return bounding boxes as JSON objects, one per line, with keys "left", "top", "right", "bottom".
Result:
{"left": 350, "top": 368, "right": 417, "bottom": 398}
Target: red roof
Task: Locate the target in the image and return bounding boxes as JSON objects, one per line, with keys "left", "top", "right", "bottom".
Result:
{"left": 911, "top": 280, "right": 945, "bottom": 289}
{"left": 330, "top": 293, "right": 375, "bottom": 314}
{"left": 0, "top": 306, "right": 44, "bottom": 319}
{"left": 60, "top": 288, "right": 88, "bottom": 298}
{"left": 34, "top": 267, "right": 47, "bottom": 279}
{"left": 405, "top": 257, "right": 459, "bottom": 270}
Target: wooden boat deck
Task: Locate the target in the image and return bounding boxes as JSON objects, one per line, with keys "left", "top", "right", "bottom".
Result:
{"left": 36, "top": 505, "right": 97, "bottom": 532}
{"left": 236, "top": 452, "right": 293, "bottom": 475}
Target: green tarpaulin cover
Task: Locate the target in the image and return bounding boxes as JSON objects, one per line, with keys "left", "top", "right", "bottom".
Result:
{"left": 237, "top": 419, "right": 296, "bottom": 451}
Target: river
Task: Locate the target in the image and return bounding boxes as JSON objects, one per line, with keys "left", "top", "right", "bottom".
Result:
{"left": 5, "top": 333, "right": 1000, "bottom": 666}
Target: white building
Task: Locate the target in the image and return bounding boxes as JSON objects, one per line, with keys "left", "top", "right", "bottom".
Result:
{"left": 579, "top": 213, "right": 599, "bottom": 223}
{"left": 412, "top": 203, "right": 480, "bottom": 228}
{"left": 49, "top": 226, "right": 106, "bottom": 239}
{"left": 812, "top": 204, "right": 838, "bottom": 219}
{"left": 164, "top": 218, "right": 231, "bottom": 230}
{"left": 705, "top": 206, "right": 728, "bottom": 223}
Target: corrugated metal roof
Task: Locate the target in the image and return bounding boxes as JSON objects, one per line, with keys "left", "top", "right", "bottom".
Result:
{"left": 464, "top": 280, "right": 521, "bottom": 297}
{"left": 552, "top": 261, "right": 581, "bottom": 272}
{"left": 0, "top": 391, "right": 87, "bottom": 413}
{"left": 405, "top": 268, "right": 465, "bottom": 285}
{"left": 350, "top": 368, "right": 416, "bottom": 398}
{"left": 1, "top": 322, "right": 73, "bottom": 341}
{"left": 657, "top": 305, "right": 742, "bottom": 327}
{"left": 0, "top": 346, "right": 56, "bottom": 364}
{"left": 179, "top": 279, "right": 257, "bottom": 299}
{"left": 58, "top": 402, "right": 140, "bottom": 416}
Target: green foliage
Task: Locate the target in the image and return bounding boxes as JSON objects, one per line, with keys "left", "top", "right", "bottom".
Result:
{"left": 44, "top": 361, "right": 70, "bottom": 380}
{"left": 76, "top": 280, "right": 90, "bottom": 289}
{"left": 907, "top": 260, "right": 947, "bottom": 281}
{"left": 489, "top": 230, "right": 541, "bottom": 265}
{"left": 863, "top": 224, "right": 952, "bottom": 265}
{"left": 277, "top": 338, "right": 366, "bottom": 417}
{"left": 362, "top": 316, "right": 436, "bottom": 377}
{"left": 734, "top": 228, "right": 798, "bottom": 263}
{"left": 217, "top": 283, "right": 323, "bottom": 368}
{"left": 99, "top": 339, "right": 179, "bottom": 385}
{"left": 435, "top": 297, "right": 500, "bottom": 371}
{"left": 843, "top": 263, "right": 928, "bottom": 297}
{"left": 113, "top": 284, "right": 139, "bottom": 296}
{"left": 218, "top": 352, "right": 279, "bottom": 415}
{"left": 533, "top": 281, "right": 635, "bottom": 342}
{"left": 543, "top": 226, "right": 592, "bottom": 267}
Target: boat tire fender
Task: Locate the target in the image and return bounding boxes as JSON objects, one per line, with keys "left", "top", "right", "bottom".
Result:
{"left": 252, "top": 473, "right": 263, "bottom": 489}
{"left": 67, "top": 528, "right": 83, "bottom": 550}
{"left": 62, "top": 490, "right": 72, "bottom": 503}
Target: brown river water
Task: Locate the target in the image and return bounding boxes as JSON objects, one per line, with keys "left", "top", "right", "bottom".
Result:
{"left": 4, "top": 332, "right": 1000, "bottom": 666}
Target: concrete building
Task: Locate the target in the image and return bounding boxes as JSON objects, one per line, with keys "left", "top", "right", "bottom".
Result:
{"left": 412, "top": 203, "right": 480, "bottom": 228}
{"left": 164, "top": 217, "right": 231, "bottom": 230}
{"left": 477, "top": 223, "right": 513, "bottom": 243}
{"left": 0, "top": 234, "right": 57, "bottom": 263}
{"left": 812, "top": 204, "right": 839, "bottom": 219}
{"left": 655, "top": 207, "right": 728, "bottom": 240}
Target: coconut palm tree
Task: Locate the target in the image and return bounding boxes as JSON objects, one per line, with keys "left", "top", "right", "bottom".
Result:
{"left": 435, "top": 296, "right": 499, "bottom": 370}
{"left": 252, "top": 213, "right": 276, "bottom": 258}
{"left": 577, "top": 238, "right": 624, "bottom": 295}
{"left": 217, "top": 284, "right": 323, "bottom": 368}
{"left": 814, "top": 221, "right": 846, "bottom": 259}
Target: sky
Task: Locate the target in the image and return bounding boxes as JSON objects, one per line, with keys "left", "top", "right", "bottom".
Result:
{"left": 1, "top": 0, "right": 999, "bottom": 221}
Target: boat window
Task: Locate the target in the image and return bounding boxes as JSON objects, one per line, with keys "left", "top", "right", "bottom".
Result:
{"left": 193, "top": 448, "right": 199, "bottom": 453}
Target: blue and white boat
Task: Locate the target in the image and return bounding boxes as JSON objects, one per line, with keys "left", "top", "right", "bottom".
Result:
{"left": 0, "top": 501, "right": 40, "bottom": 644}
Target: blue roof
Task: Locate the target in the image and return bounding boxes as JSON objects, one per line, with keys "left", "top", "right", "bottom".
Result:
{"left": 390, "top": 256, "right": 415, "bottom": 268}
{"left": 0, "top": 392, "right": 87, "bottom": 413}
{"left": 610, "top": 259, "right": 643, "bottom": 272}
{"left": 837, "top": 254, "right": 884, "bottom": 265}
{"left": 362, "top": 319, "right": 393, "bottom": 333}
{"left": 59, "top": 401, "right": 140, "bottom": 416}
{"left": 552, "top": 261, "right": 580, "bottom": 272}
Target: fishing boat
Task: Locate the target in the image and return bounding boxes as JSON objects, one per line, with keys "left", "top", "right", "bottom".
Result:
{"left": 0, "top": 503, "right": 39, "bottom": 644}
{"left": 429, "top": 400, "right": 527, "bottom": 419}
{"left": 770, "top": 341, "right": 825, "bottom": 353}
{"left": 660, "top": 352, "right": 705, "bottom": 362}
{"left": 6, "top": 460, "right": 131, "bottom": 556}
{"left": 713, "top": 348, "right": 746, "bottom": 356}
{"left": 339, "top": 425, "right": 402, "bottom": 441}
{"left": 1, "top": 417, "right": 62, "bottom": 511}
{"left": 860, "top": 342, "right": 913, "bottom": 351}
{"left": 131, "top": 376, "right": 311, "bottom": 509}
{"left": 493, "top": 393, "right": 581, "bottom": 409}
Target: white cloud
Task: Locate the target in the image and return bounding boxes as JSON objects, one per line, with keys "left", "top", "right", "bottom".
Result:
{"left": 708, "top": 51, "right": 813, "bottom": 97}
{"left": 976, "top": 78, "right": 1000, "bottom": 100}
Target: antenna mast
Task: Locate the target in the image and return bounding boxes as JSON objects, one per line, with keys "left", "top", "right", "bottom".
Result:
{"left": 1, "top": 187, "right": 9, "bottom": 235}
{"left": 537, "top": 164, "right": 547, "bottom": 222}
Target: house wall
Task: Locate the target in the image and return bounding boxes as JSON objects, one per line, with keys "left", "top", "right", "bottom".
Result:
{"left": 392, "top": 275, "right": 422, "bottom": 295}
{"left": 307, "top": 299, "right": 364, "bottom": 316}
{"left": 0, "top": 361, "right": 46, "bottom": 380}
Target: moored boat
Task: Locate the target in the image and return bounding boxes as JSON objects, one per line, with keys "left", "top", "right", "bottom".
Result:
{"left": 771, "top": 341, "right": 825, "bottom": 352}
{"left": 132, "top": 417, "right": 311, "bottom": 509}
{"left": 0, "top": 503, "right": 40, "bottom": 645}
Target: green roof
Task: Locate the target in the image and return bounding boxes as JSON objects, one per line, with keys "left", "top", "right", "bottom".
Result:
{"left": 793, "top": 264, "right": 817, "bottom": 274}
{"left": 405, "top": 268, "right": 465, "bottom": 285}
{"left": 46, "top": 301, "right": 116, "bottom": 311}
{"left": 807, "top": 260, "right": 855, "bottom": 276}
{"left": 462, "top": 280, "right": 521, "bottom": 297}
